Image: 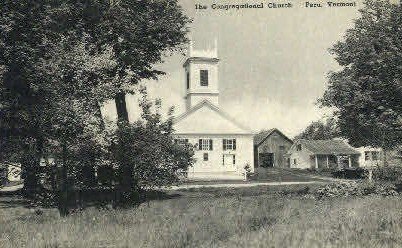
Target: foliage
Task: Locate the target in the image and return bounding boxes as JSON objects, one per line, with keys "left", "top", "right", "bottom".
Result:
{"left": 0, "top": 0, "right": 190, "bottom": 204}
{"left": 331, "top": 167, "right": 367, "bottom": 179}
{"left": 372, "top": 166, "right": 402, "bottom": 183}
{"left": 294, "top": 116, "right": 341, "bottom": 140}
{"left": 315, "top": 181, "right": 399, "bottom": 198}
{"left": 244, "top": 163, "right": 251, "bottom": 173}
{"left": 110, "top": 89, "right": 194, "bottom": 190}
{"left": 315, "top": 181, "right": 363, "bottom": 198}
{"left": 319, "top": 0, "right": 402, "bottom": 150}
{"left": 0, "top": 165, "right": 7, "bottom": 186}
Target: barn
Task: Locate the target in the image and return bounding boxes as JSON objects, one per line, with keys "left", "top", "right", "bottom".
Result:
{"left": 254, "top": 129, "right": 293, "bottom": 168}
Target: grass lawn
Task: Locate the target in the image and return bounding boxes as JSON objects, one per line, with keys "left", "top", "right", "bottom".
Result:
{"left": 250, "top": 167, "right": 332, "bottom": 182}
{"left": 286, "top": 168, "right": 339, "bottom": 178}
{"left": 182, "top": 168, "right": 332, "bottom": 186}
{"left": 1, "top": 184, "right": 402, "bottom": 247}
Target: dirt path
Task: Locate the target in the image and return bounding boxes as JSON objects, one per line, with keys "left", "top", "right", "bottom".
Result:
{"left": 163, "top": 180, "right": 324, "bottom": 190}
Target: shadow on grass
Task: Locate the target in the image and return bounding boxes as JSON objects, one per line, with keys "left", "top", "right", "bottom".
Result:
{"left": 178, "top": 184, "right": 318, "bottom": 199}
{"left": 1, "top": 187, "right": 184, "bottom": 215}
{"left": 0, "top": 194, "right": 32, "bottom": 209}
{"left": 1, "top": 184, "right": 319, "bottom": 214}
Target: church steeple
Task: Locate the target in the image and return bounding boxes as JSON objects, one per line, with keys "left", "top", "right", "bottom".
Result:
{"left": 183, "top": 40, "right": 220, "bottom": 111}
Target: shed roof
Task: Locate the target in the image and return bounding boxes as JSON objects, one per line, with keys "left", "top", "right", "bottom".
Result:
{"left": 254, "top": 128, "right": 293, "bottom": 146}
{"left": 296, "top": 139, "right": 360, "bottom": 155}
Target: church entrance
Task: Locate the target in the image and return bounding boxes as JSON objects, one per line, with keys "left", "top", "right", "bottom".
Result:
{"left": 259, "top": 153, "right": 274, "bottom": 168}
{"left": 223, "top": 154, "right": 236, "bottom": 171}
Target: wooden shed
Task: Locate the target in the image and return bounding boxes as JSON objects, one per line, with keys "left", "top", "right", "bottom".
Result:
{"left": 254, "top": 129, "right": 293, "bottom": 168}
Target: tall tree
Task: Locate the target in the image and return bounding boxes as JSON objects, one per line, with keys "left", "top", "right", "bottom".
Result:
{"left": 295, "top": 117, "right": 341, "bottom": 140}
{"left": 0, "top": 0, "right": 190, "bottom": 198}
{"left": 320, "top": 0, "right": 402, "bottom": 162}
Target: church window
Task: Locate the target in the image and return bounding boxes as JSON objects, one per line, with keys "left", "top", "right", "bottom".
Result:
{"left": 186, "top": 72, "right": 190, "bottom": 89}
{"left": 200, "top": 70, "right": 208, "bottom": 86}
{"left": 199, "top": 139, "right": 213, "bottom": 150}
{"left": 223, "top": 139, "right": 236, "bottom": 150}
{"left": 203, "top": 153, "right": 209, "bottom": 161}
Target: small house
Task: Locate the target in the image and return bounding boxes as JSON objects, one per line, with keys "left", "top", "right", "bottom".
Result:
{"left": 356, "top": 147, "right": 383, "bottom": 167}
{"left": 254, "top": 129, "right": 293, "bottom": 168}
{"left": 287, "top": 139, "right": 360, "bottom": 169}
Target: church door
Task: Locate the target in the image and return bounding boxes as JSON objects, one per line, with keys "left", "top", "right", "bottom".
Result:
{"left": 223, "top": 154, "right": 236, "bottom": 171}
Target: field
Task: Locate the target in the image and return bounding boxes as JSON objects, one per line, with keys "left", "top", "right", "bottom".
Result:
{"left": 1, "top": 184, "right": 402, "bottom": 248}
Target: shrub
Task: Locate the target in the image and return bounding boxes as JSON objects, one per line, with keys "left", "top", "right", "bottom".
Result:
{"left": 372, "top": 166, "right": 402, "bottom": 183}
{"left": 0, "top": 165, "right": 7, "bottom": 186}
{"left": 373, "top": 182, "right": 399, "bottom": 196}
{"left": 331, "top": 167, "right": 367, "bottom": 179}
{"left": 315, "top": 181, "right": 363, "bottom": 198}
{"left": 110, "top": 92, "right": 194, "bottom": 192}
{"left": 315, "top": 181, "right": 399, "bottom": 198}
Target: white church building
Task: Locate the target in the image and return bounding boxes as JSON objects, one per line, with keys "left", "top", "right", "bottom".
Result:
{"left": 173, "top": 42, "right": 254, "bottom": 180}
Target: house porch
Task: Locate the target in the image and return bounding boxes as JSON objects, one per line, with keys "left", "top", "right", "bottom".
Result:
{"left": 311, "top": 154, "right": 359, "bottom": 169}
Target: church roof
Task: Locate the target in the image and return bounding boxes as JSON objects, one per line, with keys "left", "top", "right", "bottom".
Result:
{"left": 183, "top": 57, "right": 219, "bottom": 67}
{"left": 173, "top": 100, "right": 253, "bottom": 135}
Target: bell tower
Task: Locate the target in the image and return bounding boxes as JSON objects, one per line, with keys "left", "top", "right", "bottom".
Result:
{"left": 183, "top": 40, "right": 220, "bottom": 111}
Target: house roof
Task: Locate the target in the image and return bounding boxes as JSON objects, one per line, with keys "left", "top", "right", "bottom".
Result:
{"left": 254, "top": 128, "right": 293, "bottom": 146}
{"left": 295, "top": 139, "right": 360, "bottom": 155}
{"left": 173, "top": 100, "right": 253, "bottom": 134}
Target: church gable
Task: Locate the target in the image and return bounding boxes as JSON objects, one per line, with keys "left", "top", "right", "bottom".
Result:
{"left": 173, "top": 101, "right": 252, "bottom": 135}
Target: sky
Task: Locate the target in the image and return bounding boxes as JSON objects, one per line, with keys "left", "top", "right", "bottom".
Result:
{"left": 102, "top": 0, "right": 367, "bottom": 138}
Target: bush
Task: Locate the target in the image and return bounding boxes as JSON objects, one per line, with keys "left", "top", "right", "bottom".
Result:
{"left": 110, "top": 92, "right": 194, "bottom": 194}
{"left": 315, "top": 181, "right": 363, "bottom": 198}
{"left": 0, "top": 165, "right": 7, "bottom": 186}
{"left": 331, "top": 167, "right": 367, "bottom": 179}
{"left": 372, "top": 166, "right": 402, "bottom": 183}
{"left": 315, "top": 181, "right": 399, "bottom": 198}
{"left": 372, "top": 182, "right": 399, "bottom": 196}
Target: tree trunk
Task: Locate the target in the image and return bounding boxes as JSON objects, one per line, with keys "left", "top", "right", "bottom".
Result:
{"left": 115, "top": 130, "right": 137, "bottom": 205}
{"left": 114, "top": 92, "right": 137, "bottom": 205}
{"left": 115, "top": 93, "right": 129, "bottom": 123}
{"left": 95, "top": 101, "right": 106, "bottom": 130}
{"left": 22, "top": 137, "right": 42, "bottom": 196}
{"left": 383, "top": 149, "right": 388, "bottom": 167}
{"left": 58, "top": 143, "right": 69, "bottom": 217}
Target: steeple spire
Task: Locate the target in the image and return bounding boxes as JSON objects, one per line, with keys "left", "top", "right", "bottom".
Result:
{"left": 183, "top": 40, "right": 220, "bottom": 111}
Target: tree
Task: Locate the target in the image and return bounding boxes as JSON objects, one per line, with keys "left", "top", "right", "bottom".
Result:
{"left": 110, "top": 89, "right": 193, "bottom": 201}
{"left": 0, "top": 0, "right": 190, "bottom": 211}
{"left": 295, "top": 116, "right": 341, "bottom": 140}
{"left": 320, "top": 0, "right": 402, "bottom": 161}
